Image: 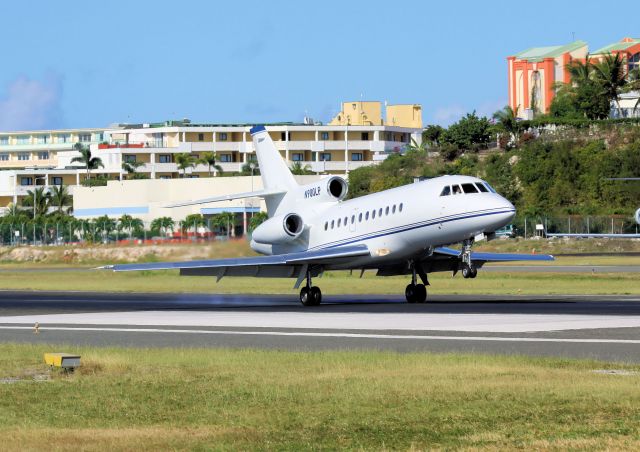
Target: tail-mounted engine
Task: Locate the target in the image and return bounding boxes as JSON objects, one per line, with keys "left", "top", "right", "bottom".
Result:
{"left": 635, "top": 208, "right": 640, "bottom": 225}
{"left": 252, "top": 213, "right": 305, "bottom": 244}
{"left": 299, "top": 176, "right": 348, "bottom": 203}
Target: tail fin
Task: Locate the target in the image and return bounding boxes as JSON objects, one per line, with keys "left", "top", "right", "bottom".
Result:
{"left": 250, "top": 125, "right": 297, "bottom": 192}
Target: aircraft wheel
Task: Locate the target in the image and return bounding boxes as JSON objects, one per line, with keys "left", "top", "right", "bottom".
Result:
{"left": 405, "top": 284, "right": 417, "bottom": 303}
{"left": 310, "top": 286, "right": 322, "bottom": 305}
{"left": 414, "top": 284, "right": 427, "bottom": 303}
{"left": 461, "top": 263, "right": 472, "bottom": 279}
{"left": 469, "top": 266, "right": 478, "bottom": 279}
{"left": 300, "top": 287, "right": 313, "bottom": 306}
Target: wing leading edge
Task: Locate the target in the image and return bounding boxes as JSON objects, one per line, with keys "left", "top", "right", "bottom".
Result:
{"left": 105, "top": 244, "right": 371, "bottom": 278}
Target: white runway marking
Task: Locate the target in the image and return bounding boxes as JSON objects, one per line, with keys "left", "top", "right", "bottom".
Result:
{"left": 2, "top": 311, "right": 640, "bottom": 333}
{"left": 1, "top": 325, "right": 639, "bottom": 344}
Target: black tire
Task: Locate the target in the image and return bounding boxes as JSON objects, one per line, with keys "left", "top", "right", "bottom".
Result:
{"left": 414, "top": 284, "right": 427, "bottom": 303}
{"left": 469, "top": 266, "right": 478, "bottom": 279}
{"left": 310, "top": 286, "right": 322, "bottom": 305}
{"left": 300, "top": 287, "right": 313, "bottom": 306}
{"left": 405, "top": 284, "right": 417, "bottom": 303}
{"left": 462, "top": 264, "right": 471, "bottom": 279}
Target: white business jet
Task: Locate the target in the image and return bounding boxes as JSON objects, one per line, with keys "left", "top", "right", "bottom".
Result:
{"left": 107, "top": 125, "right": 553, "bottom": 305}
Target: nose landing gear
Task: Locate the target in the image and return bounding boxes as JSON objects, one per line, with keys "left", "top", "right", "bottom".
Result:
{"left": 405, "top": 261, "right": 428, "bottom": 303}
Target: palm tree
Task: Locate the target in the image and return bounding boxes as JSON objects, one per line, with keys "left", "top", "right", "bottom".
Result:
{"left": 181, "top": 213, "right": 207, "bottom": 237}
{"left": 94, "top": 215, "right": 116, "bottom": 242}
{"left": 593, "top": 53, "right": 627, "bottom": 118}
{"left": 175, "top": 153, "right": 196, "bottom": 177}
{"left": 566, "top": 56, "right": 594, "bottom": 86}
{"left": 71, "top": 143, "right": 104, "bottom": 180}
{"left": 121, "top": 160, "right": 145, "bottom": 179}
{"left": 151, "top": 216, "right": 175, "bottom": 237}
{"left": 404, "top": 138, "right": 429, "bottom": 154}
{"left": 212, "top": 212, "right": 236, "bottom": 238}
{"left": 492, "top": 106, "right": 521, "bottom": 146}
{"left": 21, "top": 187, "right": 51, "bottom": 218}
{"left": 248, "top": 211, "right": 268, "bottom": 233}
{"left": 118, "top": 214, "right": 143, "bottom": 241}
{"left": 625, "top": 68, "right": 640, "bottom": 115}
{"left": 49, "top": 185, "right": 72, "bottom": 214}
{"left": 197, "top": 152, "right": 223, "bottom": 177}
{"left": 290, "top": 161, "right": 313, "bottom": 175}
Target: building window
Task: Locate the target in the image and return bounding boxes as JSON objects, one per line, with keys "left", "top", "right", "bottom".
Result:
{"left": 198, "top": 133, "right": 204, "bottom": 141}
{"left": 17, "top": 136, "right": 29, "bottom": 145}
{"left": 0, "top": 153, "right": 8, "bottom": 161}
{"left": 52, "top": 177, "right": 63, "bottom": 185}
{"left": 320, "top": 132, "right": 329, "bottom": 140}
{"left": 281, "top": 132, "right": 287, "bottom": 141}
{"left": 351, "top": 153, "right": 363, "bottom": 161}
{"left": 361, "top": 132, "right": 369, "bottom": 140}
{"left": 0, "top": 137, "right": 7, "bottom": 145}
{"left": 292, "top": 153, "right": 304, "bottom": 161}
{"left": 385, "top": 132, "right": 392, "bottom": 141}
{"left": 219, "top": 154, "right": 232, "bottom": 162}
{"left": 189, "top": 175, "right": 200, "bottom": 178}
{"left": 158, "top": 155, "right": 171, "bottom": 163}
{"left": 57, "top": 134, "right": 70, "bottom": 143}
{"left": 159, "top": 175, "right": 172, "bottom": 179}
{"left": 94, "top": 133, "right": 104, "bottom": 142}
{"left": 124, "top": 155, "right": 136, "bottom": 163}
{"left": 38, "top": 151, "right": 49, "bottom": 160}
{"left": 20, "top": 177, "right": 33, "bottom": 186}
{"left": 218, "top": 132, "right": 228, "bottom": 141}
{"left": 79, "top": 134, "right": 91, "bottom": 142}
{"left": 37, "top": 135, "right": 48, "bottom": 144}
{"left": 320, "top": 153, "right": 331, "bottom": 161}
{"left": 18, "top": 153, "right": 29, "bottom": 161}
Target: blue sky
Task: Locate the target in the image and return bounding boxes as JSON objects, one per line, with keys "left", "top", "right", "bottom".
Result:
{"left": 0, "top": 0, "right": 629, "bottom": 131}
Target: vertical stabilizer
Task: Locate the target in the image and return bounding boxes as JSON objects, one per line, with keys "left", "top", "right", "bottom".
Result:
{"left": 250, "top": 125, "right": 297, "bottom": 192}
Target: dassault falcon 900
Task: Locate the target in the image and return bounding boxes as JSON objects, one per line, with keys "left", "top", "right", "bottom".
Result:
{"left": 106, "top": 125, "right": 553, "bottom": 305}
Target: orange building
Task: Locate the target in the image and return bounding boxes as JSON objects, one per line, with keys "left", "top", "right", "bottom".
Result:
{"left": 507, "top": 40, "right": 588, "bottom": 119}
{"left": 591, "top": 37, "right": 640, "bottom": 73}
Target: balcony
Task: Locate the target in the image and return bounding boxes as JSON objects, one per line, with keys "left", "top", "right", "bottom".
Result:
{"left": 293, "top": 160, "right": 376, "bottom": 172}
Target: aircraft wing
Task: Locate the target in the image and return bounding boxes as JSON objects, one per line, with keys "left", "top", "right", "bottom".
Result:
{"left": 103, "top": 244, "right": 370, "bottom": 280}
{"left": 433, "top": 247, "right": 555, "bottom": 262}
{"left": 164, "top": 189, "right": 286, "bottom": 208}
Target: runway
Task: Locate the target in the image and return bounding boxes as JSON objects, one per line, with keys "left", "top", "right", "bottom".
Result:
{"left": 1, "top": 291, "right": 639, "bottom": 362}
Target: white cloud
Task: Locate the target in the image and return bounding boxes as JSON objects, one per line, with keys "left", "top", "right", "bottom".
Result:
{"left": 433, "top": 104, "right": 467, "bottom": 126}
{"left": 0, "top": 73, "right": 64, "bottom": 131}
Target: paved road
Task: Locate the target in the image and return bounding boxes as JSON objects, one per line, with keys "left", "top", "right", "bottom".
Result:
{"left": 1, "top": 291, "right": 639, "bottom": 363}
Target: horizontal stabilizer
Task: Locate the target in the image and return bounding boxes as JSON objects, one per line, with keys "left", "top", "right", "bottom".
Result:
{"left": 164, "top": 189, "right": 286, "bottom": 208}
{"left": 434, "top": 247, "right": 555, "bottom": 262}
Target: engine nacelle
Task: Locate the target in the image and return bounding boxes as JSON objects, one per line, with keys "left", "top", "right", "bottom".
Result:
{"left": 299, "top": 176, "right": 348, "bottom": 203}
{"left": 252, "top": 213, "right": 305, "bottom": 244}
{"left": 636, "top": 208, "right": 640, "bottom": 225}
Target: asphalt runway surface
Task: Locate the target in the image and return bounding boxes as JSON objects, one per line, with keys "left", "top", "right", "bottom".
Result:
{"left": 1, "top": 290, "right": 640, "bottom": 363}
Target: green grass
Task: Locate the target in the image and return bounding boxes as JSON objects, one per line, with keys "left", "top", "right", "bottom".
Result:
{"left": 0, "top": 269, "right": 639, "bottom": 295}
{"left": 1, "top": 344, "right": 639, "bottom": 450}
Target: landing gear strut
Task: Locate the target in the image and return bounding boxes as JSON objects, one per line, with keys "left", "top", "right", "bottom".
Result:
{"left": 405, "top": 261, "right": 428, "bottom": 303}
{"left": 299, "top": 270, "right": 322, "bottom": 306}
{"left": 461, "top": 239, "right": 478, "bottom": 279}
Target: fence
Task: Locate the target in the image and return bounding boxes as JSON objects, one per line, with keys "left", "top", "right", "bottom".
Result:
{"left": 514, "top": 215, "right": 640, "bottom": 238}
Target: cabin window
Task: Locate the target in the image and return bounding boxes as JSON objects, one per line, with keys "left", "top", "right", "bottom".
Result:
{"left": 337, "top": 218, "right": 341, "bottom": 227}
{"left": 475, "top": 183, "right": 489, "bottom": 193}
{"left": 392, "top": 205, "right": 396, "bottom": 214}
{"left": 351, "top": 215, "right": 355, "bottom": 224}
{"left": 462, "top": 183, "right": 479, "bottom": 194}
{"left": 378, "top": 208, "right": 383, "bottom": 217}
{"left": 344, "top": 217, "right": 348, "bottom": 226}
{"left": 365, "top": 212, "right": 369, "bottom": 220}
{"left": 440, "top": 186, "right": 451, "bottom": 196}
{"left": 399, "top": 203, "right": 403, "bottom": 212}
{"left": 452, "top": 185, "right": 462, "bottom": 195}
{"left": 331, "top": 220, "right": 335, "bottom": 229}
{"left": 324, "top": 222, "right": 328, "bottom": 231}
{"left": 358, "top": 213, "right": 363, "bottom": 222}
{"left": 372, "top": 210, "right": 376, "bottom": 219}
{"left": 385, "top": 206, "right": 389, "bottom": 215}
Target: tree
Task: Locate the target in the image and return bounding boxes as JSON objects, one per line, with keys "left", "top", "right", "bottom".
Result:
{"left": 422, "top": 125, "right": 444, "bottom": 146}
{"left": 94, "top": 215, "right": 116, "bottom": 242}
{"left": 21, "top": 187, "right": 51, "bottom": 218}
{"left": 181, "top": 213, "right": 207, "bottom": 237}
{"left": 290, "top": 161, "right": 313, "bottom": 175}
{"left": 441, "top": 112, "right": 492, "bottom": 151}
{"left": 625, "top": 68, "right": 640, "bottom": 115}
{"left": 404, "top": 138, "right": 428, "bottom": 154}
{"left": 248, "top": 211, "right": 268, "bottom": 233}
{"left": 49, "top": 185, "right": 72, "bottom": 214}
{"left": 492, "top": 106, "right": 521, "bottom": 147}
{"left": 211, "top": 212, "right": 236, "bottom": 237}
{"left": 241, "top": 161, "right": 260, "bottom": 176}
{"left": 118, "top": 214, "right": 144, "bottom": 240}
{"left": 175, "top": 153, "right": 196, "bottom": 177}
{"left": 121, "top": 160, "right": 145, "bottom": 179}
{"left": 71, "top": 143, "right": 104, "bottom": 180}
{"left": 197, "top": 152, "right": 223, "bottom": 177}
{"left": 151, "top": 216, "right": 175, "bottom": 237}
{"left": 593, "top": 53, "right": 627, "bottom": 118}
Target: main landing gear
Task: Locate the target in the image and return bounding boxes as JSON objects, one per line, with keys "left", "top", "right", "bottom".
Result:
{"left": 405, "top": 261, "right": 428, "bottom": 303}
{"left": 299, "top": 270, "right": 322, "bottom": 306}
